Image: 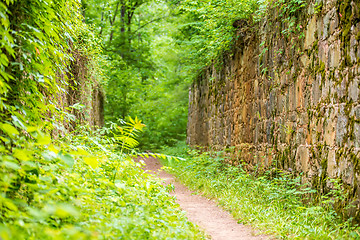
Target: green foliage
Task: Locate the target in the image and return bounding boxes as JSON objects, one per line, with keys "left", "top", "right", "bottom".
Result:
{"left": 0, "top": 0, "right": 106, "bottom": 132}
{"left": 0, "top": 1, "right": 204, "bottom": 239}
{"left": 83, "top": 0, "right": 156, "bottom": 118}
{"left": 172, "top": 0, "right": 260, "bottom": 71}
{"left": 83, "top": 0, "right": 190, "bottom": 149}
{"left": 162, "top": 144, "right": 360, "bottom": 239}
{"left": 1, "top": 0, "right": 78, "bottom": 126}
{"left": 272, "top": 0, "right": 307, "bottom": 39}
{"left": 0, "top": 123, "right": 205, "bottom": 239}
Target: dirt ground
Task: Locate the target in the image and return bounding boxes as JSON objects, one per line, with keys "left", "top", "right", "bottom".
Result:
{"left": 141, "top": 157, "right": 270, "bottom": 240}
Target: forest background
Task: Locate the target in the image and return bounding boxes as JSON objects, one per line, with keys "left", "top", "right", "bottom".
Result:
{"left": 83, "top": 0, "right": 260, "bottom": 150}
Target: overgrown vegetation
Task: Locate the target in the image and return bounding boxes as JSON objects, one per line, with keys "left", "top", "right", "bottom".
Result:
{"left": 4, "top": 0, "right": 358, "bottom": 238}
{"left": 0, "top": 1, "right": 205, "bottom": 239}
{"left": 1, "top": 122, "right": 205, "bottom": 239}
{"left": 174, "top": 0, "right": 260, "bottom": 70}
{"left": 162, "top": 142, "right": 360, "bottom": 239}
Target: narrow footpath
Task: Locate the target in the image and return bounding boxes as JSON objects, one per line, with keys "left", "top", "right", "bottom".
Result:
{"left": 142, "top": 157, "right": 270, "bottom": 240}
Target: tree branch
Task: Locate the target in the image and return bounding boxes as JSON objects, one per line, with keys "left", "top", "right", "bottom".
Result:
{"left": 132, "top": 15, "right": 169, "bottom": 34}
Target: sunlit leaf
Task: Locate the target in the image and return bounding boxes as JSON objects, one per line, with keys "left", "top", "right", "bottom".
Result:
{"left": 36, "top": 134, "right": 51, "bottom": 145}
{"left": 84, "top": 156, "right": 99, "bottom": 169}
{"left": 13, "top": 149, "right": 31, "bottom": 161}
{"left": 0, "top": 123, "right": 19, "bottom": 136}
{"left": 4, "top": 200, "right": 18, "bottom": 211}
{"left": 48, "top": 144, "right": 60, "bottom": 154}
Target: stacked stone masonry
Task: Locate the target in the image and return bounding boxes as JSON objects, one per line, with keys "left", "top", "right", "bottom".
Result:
{"left": 187, "top": 0, "right": 360, "bottom": 218}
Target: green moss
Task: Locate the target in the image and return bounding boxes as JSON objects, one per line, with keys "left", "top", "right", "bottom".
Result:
{"left": 345, "top": 54, "right": 353, "bottom": 67}
{"left": 288, "top": 59, "right": 293, "bottom": 69}
{"left": 356, "top": 31, "right": 360, "bottom": 41}
{"left": 338, "top": 0, "right": 355, "bottom": 66}
{"left": 312, "top": 40, "right": 319, "bottom": 54}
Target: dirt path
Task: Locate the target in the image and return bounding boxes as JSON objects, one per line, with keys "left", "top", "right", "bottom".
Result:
{"left": 141, "top": 157, "right": 269, "bottom": 240}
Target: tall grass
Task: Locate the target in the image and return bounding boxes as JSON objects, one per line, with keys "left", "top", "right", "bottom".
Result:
{"left": 161, "top": 142, "right": 360, "bottom": 239}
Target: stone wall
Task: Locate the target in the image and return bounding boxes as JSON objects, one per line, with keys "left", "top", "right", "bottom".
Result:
{"left": 52, "top": 47, "right": 105, "bottom": 136}
{"left": 187, "top": 0, "right": 360, "bottom": 218}
{"left": 65, "top": 48, "right": 105, "bottom": 129}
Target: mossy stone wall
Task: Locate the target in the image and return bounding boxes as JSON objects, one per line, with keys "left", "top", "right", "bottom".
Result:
{"left": 187, "top": 0, "right": 360, "bottom": 219}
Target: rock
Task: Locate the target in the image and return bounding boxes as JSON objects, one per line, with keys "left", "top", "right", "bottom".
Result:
{"left": 312, "top": 73, "right": 321, "bottom": 105}
{"left": 324, "top": 106, "right": 337, "bottom": 145}
{"left": 348, "top": 77, "right": 359, "bottom": 102}
{"left": 322, "top": 11, "right": 331, "bottom": 39}
{"left": 327, "top": 149, "right": 338, "bottom": 179}
{"left": 340, "top": 158, "right": 354, "bottom": 185}
{"left": 305, "top": 16, "right": 317, "bottom": 49}
{"left": 328, "top": 41, "right": 341, "bottom": 68}
{"left": 350, "top": 35, "right": 358, "bottom": 63}
{"left": 296, "top": 146, "right": 310, "bottom": 173}
{"left": 329, "top": 10, "right": 339, "bottom": 34}
{"left": 336, "top": 104, "right": 348, "bottom": 146}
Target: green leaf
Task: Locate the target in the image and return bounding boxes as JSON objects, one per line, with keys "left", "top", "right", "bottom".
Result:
{"left": 3, "top": 200, "right": 18, "bottom": 211}
{"left": 84, "top": 156, "right": 99, "bottom": 169}
{"left": 59, "top": 153, "right": 74, "bottom": 167}
{"left": 13, "top": 149, "right": 31, "bottom": 161}
{"left": 36, "top": 134, "right": 51, "bottom": 145}
{"left": 3, "top": 161, "right": 20, "bottom": 170}
{"left": 44, "top": 204, "right": 79, "bottom": 218}
{"left": 0, "top": 123, "right": 19, "bottom": 136}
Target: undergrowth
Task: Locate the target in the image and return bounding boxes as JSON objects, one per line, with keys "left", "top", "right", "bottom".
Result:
{"left": 0, "top": 122, "right": 205, "bottom": 239}
{"left": 161, "top": 141, "right": 360, "bottom": 239}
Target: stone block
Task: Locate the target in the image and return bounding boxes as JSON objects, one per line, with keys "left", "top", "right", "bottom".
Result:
{"left": 277, "top": 94, "right": 285, "bottom": 113}
{"left": 300, "top": 54, "right": 310, "bottom": 67}
{"left": 321, "top": 76, "right": 332, "bottom": 100}
{"left": 317, "top": 16, "right": 324, "bottom": 40}
{"left": 336, "top": 72, "right": 347, "bottom": 100}
{"left": 354, "top": 123, "right": 360, "bottom": 148}
{"left": 296, "top": 128, "right": 307, "bottom": 145}
{"left": 348, "top": 77, "right": 359, "bottom": 102}
{"left": 329, "top": 10, "right": 339, "bottom": 34}
{"left": 312, "top": 73, "right": 321, "bottom": 105}
{"left": 296, "top": 145, "right": 310, "bottom": 173}
{"left": 324, "top": 106, "right": 337, "bottom": 146}
{"left": 327, "top": 149, "right": 338, "bottom": 179}
{"left": 322, "top": 11, "right": 331, "bottom": 39}
{"left": 340, "top": 157, "right": 354, "bottom": 185}
{"left": 350, "top": 35, "right": 358, "bottom": 64}
{"left": 328, "top": 41, "right": 341, "bottom": 69}
{"left": 336, "top": 104, "right": 348, "bottom": 146}
{"left": 353, "top": 105, "right": 360, "bottom": 120}
{"left": 318, "top": 41, "right": 328, "bottom": 63}
{"left": 291, "top": 83, "right": 297, "bottom": 111}
{"left": 296, "top": 76, "right": 306, "bottom": 109}
{"left": 305, "top": 16, "right": 317, "bottom": 49}
{"left": 266, "top": 120, "right": 274, "bottom": 143}
{"left": 298, "top": 112, "right": 309, "bottom": 126}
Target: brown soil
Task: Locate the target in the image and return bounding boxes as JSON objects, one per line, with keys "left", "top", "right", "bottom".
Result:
{"left": 141, "top": 157, "right": 270, "bottom": 240}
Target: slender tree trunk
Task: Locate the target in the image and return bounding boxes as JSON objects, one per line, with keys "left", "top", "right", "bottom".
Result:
{"left": 109, "top": 1, "right": 121, "bottom": 43}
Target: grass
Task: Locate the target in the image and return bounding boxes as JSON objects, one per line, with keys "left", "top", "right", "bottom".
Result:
{"left": 161, "top": 141, "right": 360, "bottom": 240}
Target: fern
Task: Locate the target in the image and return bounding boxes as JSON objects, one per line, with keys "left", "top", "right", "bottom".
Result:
{"left": 109, "top": 117, "right": 145, "bottom": 182}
